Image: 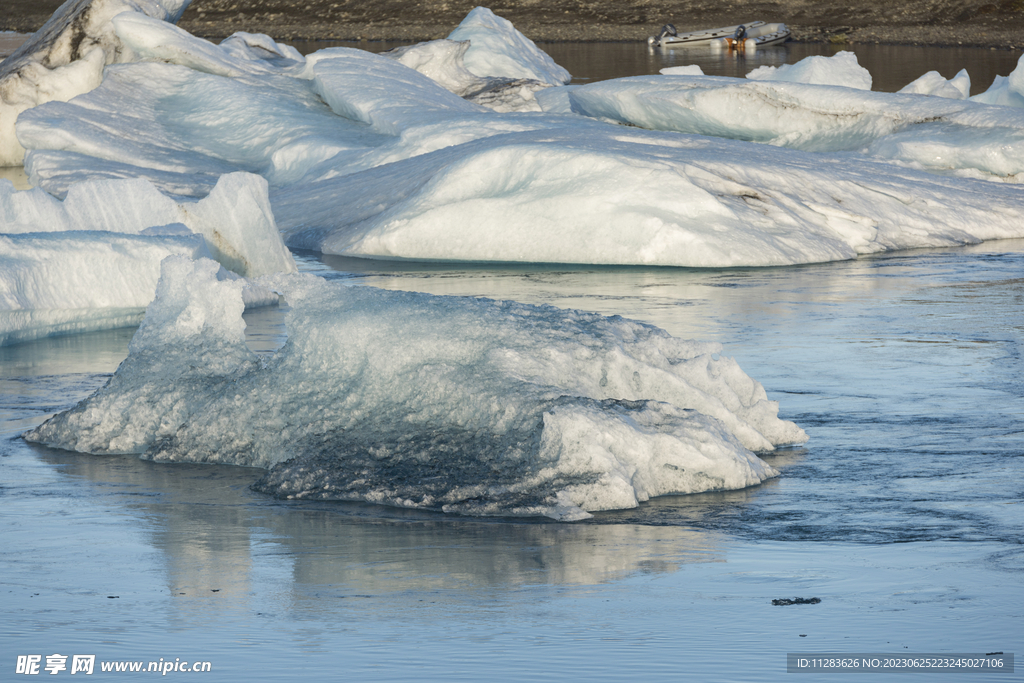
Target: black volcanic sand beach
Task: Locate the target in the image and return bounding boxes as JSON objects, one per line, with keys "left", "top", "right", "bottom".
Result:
{"left": 2, "top": 0, "right": 1024, "bottom": 48}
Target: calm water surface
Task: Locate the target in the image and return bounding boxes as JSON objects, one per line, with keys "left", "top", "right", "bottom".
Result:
{"left": 2, "top": 34, "right": 1023, "bottom": 682}
{"left": 291, "top": 39, "right": 1024, "bottom": 95}
{"left": 3, "top": 242, "right": 1022, "bottom": 680}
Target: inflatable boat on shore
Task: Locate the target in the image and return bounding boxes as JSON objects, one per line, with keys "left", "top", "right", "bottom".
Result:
{"left": 648, "top": 21, "right": 791, "bottom": 49}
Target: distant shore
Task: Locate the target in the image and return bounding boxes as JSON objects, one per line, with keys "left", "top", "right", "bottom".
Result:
{"left": 3, "top": 0, "right": 1023, "bottom": 50}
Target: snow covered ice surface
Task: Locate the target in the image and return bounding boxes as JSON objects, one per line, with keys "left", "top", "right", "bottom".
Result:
{"left": 0, "top": 0, "right": 194, "bottom": 166}
{"left": 447, "top": 7, "right": 571, "bottom": 87}
{"left": 25, "top": 256, "right": 805, "bottom": 520}
{"left": 4, "top": 2, "right": 1024, "bottom": 515}
{"left": 0, "top": 171, "right": 293, "bottom": 345}
{"left": 273, "top": 125, "right": 1024, "bottom": 266}
{"left": 568, "top": 71, "right": 1024, "bottom": 177}
{"left": 746, "top": 50, "right": 872, "bottom": 90}
{"left": 8, "top": 14, "right": 1024, "bottom": 270}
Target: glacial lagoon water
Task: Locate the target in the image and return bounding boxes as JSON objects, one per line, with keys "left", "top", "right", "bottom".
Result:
{"left": 2, "top": 40, "right": 1024, "bottom": 680}
{"left": 3, "top": 240, "right": 1022, "bottom": 680}
{"left": 290, "top": 39, "right": 1024, "bottom": 95}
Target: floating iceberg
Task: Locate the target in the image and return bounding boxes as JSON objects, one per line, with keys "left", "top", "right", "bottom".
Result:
{"left": 2, "top": 173, "right": 295, "bottom": 277}
{"left": 0, "top": 0, "right": 194, "bottom": 166}
{"left": 272, "top": 125, "right": 1024, "bottom": 266}
{"left": 26, "top": 256, "right": 805, "bottom": 519}
{"left": 383, "top": 39, "right": 489, "bottom": 98}
{"left": 899, "top": 69, "right": 970, "bottom": 100}
{"left": 0, "top": 231, "right": 207, "bottom": 345}
{"left": 746, "top": 51, "right": 872, "bottom": 90}
{"left": 447, "top": 7, "right": 571, "bottom": 87}
{"left": 660, "top": 65, "right": 705, "bottom": 76}
{"left": 971, "top": 53, "right": 1024, "bottom": 108}
{"left": 0, "top": 172, "right": 292, "bottom": 344}
{"left": 566, "top": 74, "right": 1024, "bottom": 178}
{"left": 7, "top": 2, "right": 1024, "bottom": 277}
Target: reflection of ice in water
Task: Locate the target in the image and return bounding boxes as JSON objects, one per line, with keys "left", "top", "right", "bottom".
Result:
{"left": 24, "top": 443, "right": 725, "bottom": 594}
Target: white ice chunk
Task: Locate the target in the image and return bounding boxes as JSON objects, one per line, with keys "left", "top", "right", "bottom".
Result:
{"left": 27, "top": 256, "right": 804, "bottom": 519}
{"left": 181, "top": 172, "right": 297, "bottom": 277}
{"left": 272, "top": 126, "right": 1024, "bottom": 267}
{"left": 447, "top": 7, "right": 571, "bottom": 86}
{"left": 465, "top": 79, "right": 551, "bottom": 112}
{"left": 17, "top": 59, "right": 381, "bottom": 194}
{"left": 746, "top": 51, "right": 872, "bottom": 90}
{"left": 971, "top": 53, "right": 1024, "bottom": 108}
{"left": 566, "top": 75, "right": 1024, "bottom": 178}
{"left": 660, "top": 65, "right": 705, "bottom": 76}
{"left": 899, "top": 69, "right": 970, "bottom": 99}
{"left": 1, "top": 173, "right": 297, "bottom": 277}
{"left": 380, "top": 38, "right": 551, "bottom": 113}
{"left": 310, "top": 48, "right": 484, "bottom": 135}
{"left": 0, "top": 231, "right": 209, "bottom": 345}
{"left": 535, "top": 85, "right": 579, "bottom": 114}
{"left": 0, "top": 0, "right": 194, "bottom": 166}
{"left": 382, "top": 39, "right": 488, "bottom": 97}
{"left": 113, "top": 13, "right": 306, "bottom": 79}
{"left": 218, "top": 31, "right": 304, "bottom": 66}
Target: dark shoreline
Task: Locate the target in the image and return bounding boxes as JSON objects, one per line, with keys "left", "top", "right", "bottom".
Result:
{"left": 3, "top": 0, "right": 1024, "bottom": 51}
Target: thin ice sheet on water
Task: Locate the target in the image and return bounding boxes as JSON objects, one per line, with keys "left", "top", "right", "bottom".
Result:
{"left": 25, "top": 256, "right": 806, "bottom": 520}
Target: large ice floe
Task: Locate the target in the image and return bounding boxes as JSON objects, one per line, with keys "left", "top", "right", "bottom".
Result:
{"left": 0, "top": 2, "right": 1022, "bottom": 350}
{"left": 0, "top": 0, "right": 193, "bottom": 166}
{"left": 0, "top": 171, "right": 293, "bottom": 344}
{"left": 26, "top": 256, "right": 806, "bottom": 520}
{"left": 567, "top": 67, "right": 1024, "bottom": 178}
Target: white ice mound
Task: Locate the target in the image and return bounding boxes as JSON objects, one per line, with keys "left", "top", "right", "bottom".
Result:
{"left": 383, "top": 39, "right": 488, "bottom": 97}
{"left": 899, "top": 69, "right": 970, "bottom": 99}
{"left": 25, "top": 256, "right": 805, "bottom": 520}
{"left": 309, "top": 48, "right": 483, "bottom": 135}
{"left": 272, "top": 126, "right": 1024, "bottom": 267}
{"left": 113, "top": 13, "right": 306, "bottom": 79}
{"left": 1, "top": 173, "right": 296, "bottom": 277}
{"left": 0, "top": 0, "right": 194, "bottom": 166}
{"left": 972, "top": 53, "right": 1024, "bottom": 108}
{"left": 381, "top": 38, "right": 553, "bottom": 113}
{"left": 17, "top": 57, "right": 381, "bottom": 196}
{"left": 566, "top": 75, "right": 1024, "bottom": 178}
{"left": 746, "top": 51, "right": 872, "bottom": 90}
{"left": 447, "top": 7, "right": 571, "bottom": 86}
{"left": 0, "top": 231, "right": 208, "bottom": 345}
{"left": 660, "top": 65, "right": 705, "bottom": 76}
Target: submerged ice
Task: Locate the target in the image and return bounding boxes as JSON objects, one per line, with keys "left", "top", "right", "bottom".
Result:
{"left": 26, "top": 256, "right": 804, "bottom": 520}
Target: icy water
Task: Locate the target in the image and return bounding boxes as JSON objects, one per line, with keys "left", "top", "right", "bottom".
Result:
{"left": 3, "top": 242, "right": 1022, "bottom": 680}
{"left": 290, "top": 39, "right": 1024, "bottom": 95}
{"left": 3, "top": 39, "right": 1024, "bottom": 680}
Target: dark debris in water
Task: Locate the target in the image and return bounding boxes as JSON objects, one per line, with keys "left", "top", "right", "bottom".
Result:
{"left": 772, "top": 597, "right": 821, "bottom": 606}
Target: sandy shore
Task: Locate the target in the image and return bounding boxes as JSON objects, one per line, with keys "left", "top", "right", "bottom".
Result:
{"left": 2, "top": 0, "right": 1024, "bottom": 49}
